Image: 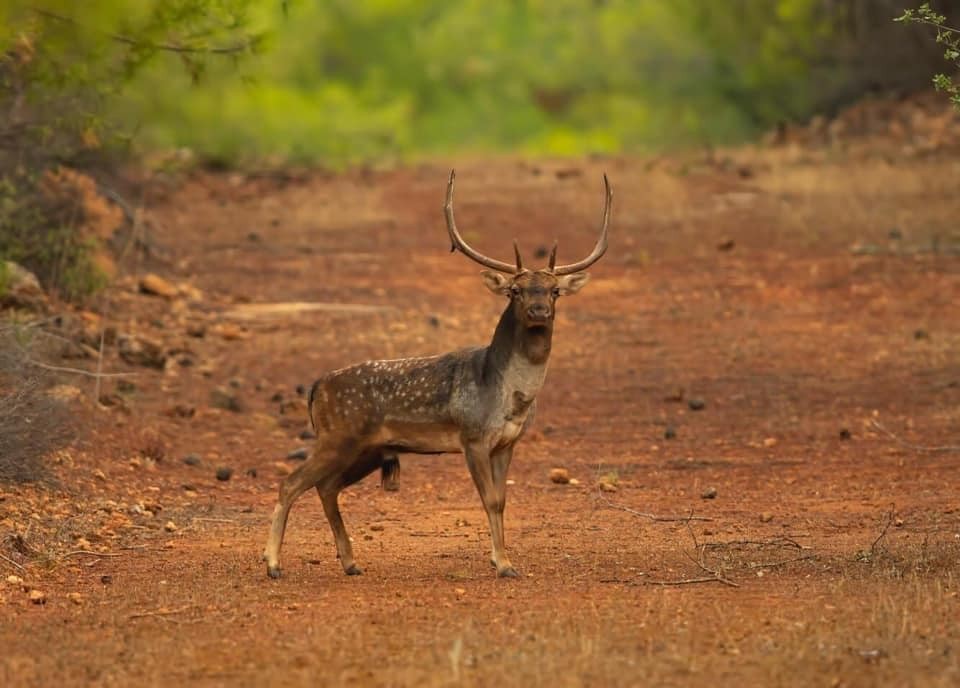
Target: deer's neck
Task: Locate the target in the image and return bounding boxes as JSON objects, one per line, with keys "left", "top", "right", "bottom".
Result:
{"left": 483, "top": 301, "right": 552, "bottom": 397}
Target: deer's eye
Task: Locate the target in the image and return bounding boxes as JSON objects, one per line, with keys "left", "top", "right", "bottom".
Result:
{"left": 510, "top": 285, "right": 521, "bottom": 297}
{"left": 551, "top": 287, "right": 560, "bottom": 297}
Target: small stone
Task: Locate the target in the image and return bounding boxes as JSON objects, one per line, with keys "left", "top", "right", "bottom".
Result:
{"left": 568, "top": 478, "right": 580, "bottom": 486}
{"left": 28, "top": 589, "right": 46, "bottom": 605}
{"left": 664, "top": 426, "right": 677, "bottom": 440}
{"left": 370, "top": 524, "right": 384, "bottom": 532}
{"left": 139, "top": 273, "right": 178, "bottom": 298}
{"left": 299, "top": 429, "right": 317, "bottom": 441}
{"left": 716, "top": 238, "right": 735, "bottom": 252}
{"left": 67, "top": 592, "right": 83, "bottom": 605}
{"left": 93, "top": 469, "right": 107, "bottom": 481}
{"left": 839, "top": 428, "right": 852, "bottom": 441}
{"left": 270, "top": 391, "right": 284, "bottom": 403}
{"left": 164, "top": 521, "right": 178, "bottom": 532}
{"left": 185, "top": 322, "right": 206, "bottom": 338}
{"left": 701, "top": 487, "right": 718, "bottom": 499}
{"left": 215, "top": 466, "right": 233, "bottom": 481}
{"left": 100, "top": 575, "right": 112, "bottom": 585}
{"left": 427, "top": 315, "right": 441, "bottom": 328}
{"left": 286, "top": 447, "right": 309, "bottom": 461}
{"left": 6, "top": 575, "right": 23, "bottom": 587}
{"left": 183, "top": 453, "right": 201, "bottom": 466}
{"left": 118, "top": 334, "right": 167, "bottom": 369}
{"left": 759, "top": 512, "right": 774, "bottom": 523}
{"left": 913, "top": 329, "right": 929, "bottom": 341}
{"left": 687, "top": 398, "right": 706, "bottom": 411}
{"left": 210, "top": 387, "right": 244, "bottom": 413}
{"left": 894, "top": 518, "right": 905, "bottom": 527}
{"left": 295, "top": 384, "right": 306, "bottom": 397}
{"left": 217, "top": 323, "right": 248, "bottom": 341}
{"left": 245, "top": 468, "right": 258, "bottom": 478}
{"left": 549, "top": 468, "right": 570, "bottom": 484}
{"left": 598, "top": 481, "right": 618, "bottom": 493}
{"left": 762, "top": 437, "right": 778, "bottom": 448}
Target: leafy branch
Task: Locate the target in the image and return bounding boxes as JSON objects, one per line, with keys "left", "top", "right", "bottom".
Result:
{"left": 897, "top": 3, "right": 960, "bottom": 108}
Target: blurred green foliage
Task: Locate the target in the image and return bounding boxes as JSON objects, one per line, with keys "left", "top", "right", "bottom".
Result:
{"left": 123, "top": 0, "right": 839, "bottom": 164}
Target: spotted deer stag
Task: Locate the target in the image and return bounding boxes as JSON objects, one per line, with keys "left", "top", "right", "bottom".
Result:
{"left": 264, "top": 170, "right": 612, "bottom": 579}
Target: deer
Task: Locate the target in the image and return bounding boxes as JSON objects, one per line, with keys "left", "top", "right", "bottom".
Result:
{"left": 263, "top": 170, "right": 611, "bottom": 579}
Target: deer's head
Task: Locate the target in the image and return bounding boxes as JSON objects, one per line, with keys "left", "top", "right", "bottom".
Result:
{"left": 443, "top": 170, "right": 611, "bottom": 331}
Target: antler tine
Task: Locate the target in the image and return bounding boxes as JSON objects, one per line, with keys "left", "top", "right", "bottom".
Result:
{"left": 512, "top": 239, "right": 523, "bottom": 272}
{"left": 547, "top": 240, "right": 558, "bottom": 272}
{"left": 553, "top": 173, "right": 612, "bottom": 276}
{"left": 444, "top": 170, "right": 517, "bottom": 274}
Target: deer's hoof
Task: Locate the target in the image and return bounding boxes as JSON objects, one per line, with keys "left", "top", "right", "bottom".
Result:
{"left": 344, "top": 564, "right": 363, "bottom": 576}
{"left": 267, "top": 566, "right": 282, "bottom": 579}
{"left": 497, "top": 566, "right": 519, "bottom": 578}
{"left": 382, "top": 482, "right": 399, "bottom": 492}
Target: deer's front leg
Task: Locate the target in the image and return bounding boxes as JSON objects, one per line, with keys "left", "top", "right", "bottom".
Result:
{"left": 464, "top": 441, "right": 517, "bottom": 578}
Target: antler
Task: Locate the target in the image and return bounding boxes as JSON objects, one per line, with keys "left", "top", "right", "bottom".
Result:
{"left": 552, "top": 174, "right": 612, "bottom": 275}
{"left": 444, "top": 170, "right": 519, "bottom": 274}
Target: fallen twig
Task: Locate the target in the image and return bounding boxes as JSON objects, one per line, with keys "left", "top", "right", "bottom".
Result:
{"left": 870, "top": 419, "right": 960, "bottom": 454}
{"left": 598, "top": 495, "right": 713, "bottom": 522}
{"left": 0, "top": 552, "right": 24, "bottom": 571}
{"left": 685, "top": 522, "right": 739, "bottom": 587}
{"left": 129, "top": 605, "right": 192, "bottom": 620}
{"left": 746, "top": 555, "right": 818, "bottom": 569}
{"left": 60, "top": 550, "right": 125, "bottom": 559}
{"left": 645, "top": 576, "right": 733, "bottom": 587}
{"left": 870, "top": 507, "right": 896, "bottom": 555}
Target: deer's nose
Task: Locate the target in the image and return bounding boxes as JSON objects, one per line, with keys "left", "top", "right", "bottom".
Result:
{"left": 527, "top": 303, "right": 551, "bottom": 320}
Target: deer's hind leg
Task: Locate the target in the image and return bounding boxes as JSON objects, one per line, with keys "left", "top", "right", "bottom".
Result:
{"left": 315, "top": 446, "right": 385, "bottom": 576}
{"left": 264, "top": 454, "right": 331, "bottom": 579}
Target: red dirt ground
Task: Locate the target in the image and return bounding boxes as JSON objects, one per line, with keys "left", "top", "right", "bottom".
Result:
{"left": 2, "top": 148, "right": 959, "bottom": 687}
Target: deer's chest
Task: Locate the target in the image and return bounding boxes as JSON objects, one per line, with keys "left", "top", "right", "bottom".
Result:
{"left": 495, "top": 362, "right": 547, "bottom": 444}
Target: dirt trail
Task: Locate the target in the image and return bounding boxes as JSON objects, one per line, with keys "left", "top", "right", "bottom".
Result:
{"left": 2, "top": 153, "right": 959, "bottom": 687}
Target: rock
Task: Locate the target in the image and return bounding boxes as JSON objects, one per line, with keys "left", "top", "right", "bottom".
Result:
{"left": 762, "top": 437, "right": 778, "bottom": 448}
{"left": 28, "top": 589, "right": 46, "bottom": 605}
{"left": 664, "top": 425, "right": 677, "bottom": 440}
{"left": 1, "top": 261, "right": 47, "bottom": 310}
{"left": 185, "top": 322, "right": 206, "bottom": 338}
{"left": 716, "top": 238, "right": 735, "bottom": 252}
{"left": 67, "top": 592, "right": 83, "bottom": 605}
{"left": 295, "top": 384, "right": 306, "bottom": 396}
{"left": 701, "top": 487, "right": 718, "bottom": 499}
{"left": 598, "top": 480, "right": 618, "bottom": 493}
{"left": 568, "top": 478, "right": 580, "bottom": 486}
{"left": 210, "top": 387, "right": 244, "bottom": 413}
{"left": 216, "top": 323, "right": 248, "bottom": 341}
{"left": 118, "top": 334, "right": 167, "bottom": 369}
{"left": 299, "top": 429, "right": 317, "bottom": 441}
{"left": 370, "top": 524, "right": 385, "bottom": 532}
{"left": 93, "top": 469, "right": 107, "bottom": 481}
{"left": 183, "top": 453, "right": 201, "bottom": 466}
{"left": 839, "top": 428, "right": 852, "bottom": 440}
{"left": 6, "top": 575, "right": 23, "bottom": 587}
{"left": 759, "top": 512, "right": 774, "bottom": 523}
{"left": 163, "top": 404, "right": 195, "bottom": 419}
{"left": 914, "top": 329, "right": 929, "bottom": 340}
{"left": 48, "top": 385, "right": 84, "bottom": 403}
{"left": 215, "top": 466, "right": 233, "bottom": 481}
{"left": 100, "top": 575, "right": 112, "bottom": 585}
{"left": 139, "top": 273, "right": 178, "bottom": 299}
{"left": 286, "top": 447, "right": 309, "bottom": 461}
{"left": 163, "top": 521, "right": 178, "bottom": 532}
{"left": 549, "top": 468, "right": 570, "bottom": 484}
{"left": 687, "top": 398, "right": 706, "bottom": 411}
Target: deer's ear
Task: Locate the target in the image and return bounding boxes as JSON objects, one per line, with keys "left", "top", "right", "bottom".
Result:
{"left": 481, "top": 270, "right": 512, "bottom": 295}
{"left": 556, "top": 272, "right": 590, "bottom": 295}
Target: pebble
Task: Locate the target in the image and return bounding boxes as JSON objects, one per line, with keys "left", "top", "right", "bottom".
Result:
{"left": 67, "top": 592, "right": 83, "bottom": 605}
{"left": 687, "top": 398, "right": 706, "bottom": 411}
{"left": 299, "top": 429, "right": 317, "bottom": 441}
{"left": 286, "top": 447, "right": 309, "bottom": 461}
{"left": 28, "top": 589, "right": 46, "bottom": 605}
{"left": 183, "top": 454, "right": 201, "bottom": 466}
{"left": 548, "top": 468, "right": 570, "bottom": 484}
{"left": 215, "top": 466, "right": 234, "bottom": 481}
{"left": 139, "top": 273, "right": 178, "bottom": 298}
{"left": 839, "top": 428, "right": 852, "bottom": 440}
{"left": 759, "top": 512, "right": 774, "bottom": 523}
{"left": 164, "top": 521, "right": 178, "bottom": 532}
{"left": 701, "top": 487, "right": 718, "bottom": 499}
{"left": 210, "top": 387, "right": 244, "bottom": 413}
{"left": 664, "top": 426, "right": 677, "bottom": 440}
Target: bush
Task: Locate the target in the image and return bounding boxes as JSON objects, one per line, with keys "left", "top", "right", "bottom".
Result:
{"left": 0, "top": 328, "right": 75, "bottom": 484}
